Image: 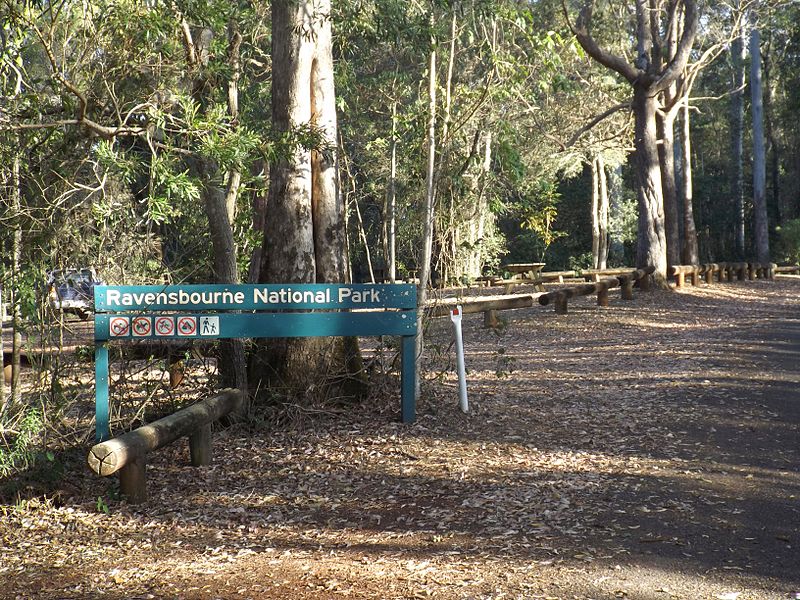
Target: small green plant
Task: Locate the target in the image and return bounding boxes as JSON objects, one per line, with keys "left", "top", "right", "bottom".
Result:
{"left": 0, "top": 409, "right": 44, "bottom": 478}
{"left": 96, "top": 496, "right": 110, "bottom": 514}
{"left": 493, "top": 347, "right": 516, "bottom": 379}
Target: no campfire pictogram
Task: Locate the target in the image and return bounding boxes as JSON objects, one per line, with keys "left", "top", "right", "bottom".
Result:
{"left": 154, "top": 316, "right": 175, "bottom": 336}
{"left": 109, "top": 316, "right": 130, "bottom": 337}
{"left": 177, "top": 316, "right": 198, "bottom": 336}
{"left": 132, "top": 316, "right": 152, "bottom": 337}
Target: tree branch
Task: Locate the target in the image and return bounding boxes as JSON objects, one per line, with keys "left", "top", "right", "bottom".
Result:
{"left": 568, "top": 0, "right": 641, "bottom": 84}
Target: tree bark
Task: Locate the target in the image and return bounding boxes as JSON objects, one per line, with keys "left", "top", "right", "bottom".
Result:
{"left": 658, "top": 110, "right": 680, "bottom": 267}
{"left": 253, "top": 0, "right": 362, "bottom": 399}
{"left": 591, "top": 158, "right": 600, "bottom": 268}
{"left": 680, "top": 99, "right": 699, "bottom": 264}
{"left": 730, "top": 16, "right": 746, "bottom": 258}
{"left": 633, "top": 87, "right": 668, "bottom": 281}
{"left": 597, "top": 155, "right": 609, "bottom": 269}
{"left": 415, "top": 28, "right": 437, "bottom": 400}
{"left": 750, "top": 19, "right": 770, "bottom": 263}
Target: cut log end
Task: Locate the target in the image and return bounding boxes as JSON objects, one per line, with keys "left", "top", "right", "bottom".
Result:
{"left": 88, "top": 446, "right": 120, "bottom": 477}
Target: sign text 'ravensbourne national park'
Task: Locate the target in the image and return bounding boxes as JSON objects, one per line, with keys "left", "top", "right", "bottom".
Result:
{"left": 94, "top": 283, "right": 416, "bottom": 312}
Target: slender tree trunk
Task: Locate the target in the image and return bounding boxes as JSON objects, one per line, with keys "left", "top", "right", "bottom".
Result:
{"left": 10, "top": 153, "right": 22, "bottom": 408}
{"left": 311, "top": 4, "right": 348, "bottom": 283}
{"left": 415, "top": 31, "right": 437, "bottom": 400}
{"left": 633, "top": 87, "right": 668, "bottom": 282}
{"left": 597, "top": 155, "right": 609, "bottom": 269}
{"left": 658, "top": 110, "right": 680, "bottom": 267}
{"left": 387, "top": 100, "right": 398, "bottom": 283}
{"left": 731, "top": 17, "right": 746, "bottom": 258}
{"left": 680, "top": 99, "right": 700, "bottom": 264}
{"left": 750, "top": 19, "right": 769, "bottom": 263}
{"left": 591, "top": 158, "right": 600, "bottom": 268}
{"left": 762, "top": 29, "right": 781, "bottom": 225}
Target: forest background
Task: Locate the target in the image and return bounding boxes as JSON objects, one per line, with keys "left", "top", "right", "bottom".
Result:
{"left": 1, "top": 0, "right": 800, "bottom": 479}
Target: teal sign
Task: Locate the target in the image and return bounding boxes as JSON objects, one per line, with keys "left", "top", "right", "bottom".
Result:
{"left": 94, "top": 284, "right": 418, "bottom": 441}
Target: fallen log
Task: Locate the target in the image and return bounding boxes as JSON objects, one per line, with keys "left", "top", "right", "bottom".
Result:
{"left": 88, "top": 389, "right": 244, "bottom": 503}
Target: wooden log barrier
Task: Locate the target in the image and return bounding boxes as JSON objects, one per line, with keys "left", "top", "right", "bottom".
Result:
{"left": 426, "top": 293, "right": 541, "bottom": 328}
{"left": 700, "top": 263, "right": 717, "bottom": 284}
{"left": 538, "top": 277, "right": 620, "bottom": 314}
{"left": 774, "top": 264, "right": 799, "bottom": 275}
{"left": 668, "top": 265, "right": 701, "bottom": 288}
{"left": 88, "top": 389, "right": 244, "bottom": 503}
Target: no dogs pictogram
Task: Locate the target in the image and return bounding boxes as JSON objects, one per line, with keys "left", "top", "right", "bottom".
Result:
{"left": 109, "top": 317, "right": 130, "bottom": 337}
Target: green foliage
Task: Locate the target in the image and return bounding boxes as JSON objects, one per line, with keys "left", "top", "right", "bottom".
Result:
{"left": 0, "top": 409, "right": 45, "bottom": 479}
{"left": 776, "top": 219, "right": 800, "bottom": 264}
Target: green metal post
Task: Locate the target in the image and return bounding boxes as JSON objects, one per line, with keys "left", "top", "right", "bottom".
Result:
{"left": 401, "top": 334, "right": 416, "bottom": 423}
{"left": 95, "top": 344, "right": 109, "bottom": 442}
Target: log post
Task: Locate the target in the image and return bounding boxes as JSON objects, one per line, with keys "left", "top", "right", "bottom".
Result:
{"left": 119, "top": 457, "right": 147, "bottom": 504}
{"left": 597, "top": 282, "right": 609, "bottom": 306}
{"left": 555, "top": 294, "right": 568, "bottom": 315}
{"left": 769, "top": 263, "right": 777, "bottom": 279}
{"left": 88, "top": 390, "right": 243, "bottom": 504}
{"left": 618, "top": 275, "right": 634, "bottom": 300}
{"left": 690, "top": 266, "right": 699, "bottom": 286}
{"left": 483, "top": 309, "right": 500, "bottom": 329}
{"left": 189, "top": 423, "right": 213, "bottom": 466}
{"left": 737, "top": 263, "right": 747, "bottom": 281}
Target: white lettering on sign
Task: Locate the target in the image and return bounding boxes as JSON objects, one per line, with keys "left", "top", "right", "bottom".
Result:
{"left": 252, "top": 288, "right": 332, "bottom": 305}
{"left": 338, "top": 288, "right": 381, "bottom": 304}
{"left": 104, "top": 286, "right": 384, "bottom": 309}
{"left": 105, "top": 289, "right": 245, "bottom": 308}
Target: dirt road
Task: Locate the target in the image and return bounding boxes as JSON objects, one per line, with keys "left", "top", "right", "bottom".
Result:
{"left": 0, "top": 279, "right": 798, "bottom": 599}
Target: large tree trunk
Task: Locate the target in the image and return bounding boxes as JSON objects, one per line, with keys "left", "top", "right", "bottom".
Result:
{"left": 253, "top": 0, "right": 362, "bottom": 400}
{"left": 750, "top": 20, "right": 769, "bottom": 263}
{"left": 632, "top": 88, "right": 668, "bottom": 282}
{"left": 730, "top": 17, "right": 746, "bottom": 258}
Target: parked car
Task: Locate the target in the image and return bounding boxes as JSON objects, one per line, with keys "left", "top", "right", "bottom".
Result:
{"left": 46, "top": 268, "right": 104, "bottom": 320}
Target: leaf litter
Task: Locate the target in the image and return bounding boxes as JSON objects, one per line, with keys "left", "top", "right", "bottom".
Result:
{"left": 1, "top": 279, "right": 799, "bottom": 599}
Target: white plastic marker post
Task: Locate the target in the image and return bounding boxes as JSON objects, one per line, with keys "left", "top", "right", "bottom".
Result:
{"left": 450, "top": 305, "right": 469, "bottom": 413}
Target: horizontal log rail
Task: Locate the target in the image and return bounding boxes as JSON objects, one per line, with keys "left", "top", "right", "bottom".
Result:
{"left": 426, "top": 293, "right": 541, "bottom": 328}
{"left": 88, "top": 389, "right": 244, "bottom": 503}
{"left": 773, "top": 264, "right": 799, "bottom": 275}
{"left": 672, "top": 262, "right": 778, "bottom": 287}
{"left": 538, "top": 266, "right": 655, "bottom": 314}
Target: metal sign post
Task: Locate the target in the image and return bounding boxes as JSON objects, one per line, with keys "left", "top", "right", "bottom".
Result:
{"left": 450, "top": 305, "right": 469, "bottom": 413}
